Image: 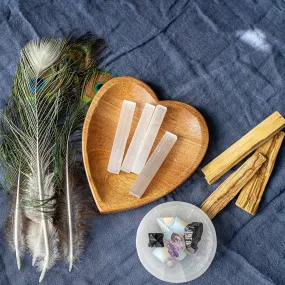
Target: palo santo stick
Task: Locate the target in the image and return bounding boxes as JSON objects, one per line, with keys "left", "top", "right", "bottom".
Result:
{"left": 236, "top": 131, "right": 284, "bottom": 214}
{"left": 202, "top": 112, "right": 285, "bottom": 185}
{"left": 201, "top": 152, "right": 266, "bottom": 219}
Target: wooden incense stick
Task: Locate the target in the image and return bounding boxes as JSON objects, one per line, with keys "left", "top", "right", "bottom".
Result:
{"left": 202, "top": 112, "right": 285, "bottom": 185}
{"left": 201, "top": 152, "right": 266, "bottom": 219}
{"left": 236, "top": 131, "right": 284, "bottom": 214}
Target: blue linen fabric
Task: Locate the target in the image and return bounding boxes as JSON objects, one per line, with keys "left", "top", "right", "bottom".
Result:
{"left": 0, "top": 0, "right": 284, "bottom": 284}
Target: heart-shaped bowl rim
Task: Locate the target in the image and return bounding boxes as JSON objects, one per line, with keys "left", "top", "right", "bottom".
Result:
{"left": 82, "top": 76, "right": 209, "bottom": 213}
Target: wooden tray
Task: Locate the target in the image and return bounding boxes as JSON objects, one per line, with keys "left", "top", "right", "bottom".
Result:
{"left": 82, "top": 76, "right": 209, "bottom": 213}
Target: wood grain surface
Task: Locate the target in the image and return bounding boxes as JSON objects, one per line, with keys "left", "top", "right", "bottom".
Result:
{"left": 82, "top": 76, "right": 209, "bottom": 213}
{"left": 201, "top": 152, "right": 266, "bottom": 219}
{"left": 202, "top": 112, "right": 285, "bottom": 185}
{"left": 236, "top": 132, "right": 284, "bottom": 214}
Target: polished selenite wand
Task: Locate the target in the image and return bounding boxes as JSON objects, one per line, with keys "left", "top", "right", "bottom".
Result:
{"left": 121, "top": 103, "right": 155, "bottom": 173}
{"left": 108, "top": 100, "right": 136, "bottom": 174}
{"left": 132, "top": 105, "right": 167, "bottom": 174}
{"left": 130, "top": 131, "right": 177, "bottom": 198}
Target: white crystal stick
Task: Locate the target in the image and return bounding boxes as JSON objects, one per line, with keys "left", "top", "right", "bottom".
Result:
{"left": 130, "top": 131, "right": 177, "bottom": 198}
{"left": 132, "top": 105, "right": 167, "bottom": 174}
{"left": 108, "top": 100, "right": 136, "bottom": 174}
{"left": 121, "top": 103, "right": 155, "bottom": 173}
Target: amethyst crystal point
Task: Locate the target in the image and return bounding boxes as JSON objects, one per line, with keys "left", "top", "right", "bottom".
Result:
{"left": 171, "top": 233, "right": 186, "bottom": 251}
{"left": 148, "top": 233, "right": 164, "bottom": 247}
{"left": 184, "top": 222, "right": 203, "bottom": 253}
{"left": 164, "top": 240, "right": 179, "bottom": 258}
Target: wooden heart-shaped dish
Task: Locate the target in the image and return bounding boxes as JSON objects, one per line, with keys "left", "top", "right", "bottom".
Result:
{"left": 82, "top": 76, "right": 209, "bottom": 213}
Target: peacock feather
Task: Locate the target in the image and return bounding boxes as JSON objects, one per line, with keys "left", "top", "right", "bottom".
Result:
{"left": 82, "top": 68, "right": 114, "bottom": 103}
{"left": 0, "top": 33, "right": 108, "bottom": 281}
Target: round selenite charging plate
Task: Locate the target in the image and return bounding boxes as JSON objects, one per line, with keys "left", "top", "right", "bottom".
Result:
{"left": 136, "top": 201, "right": 217, "bottom": 283}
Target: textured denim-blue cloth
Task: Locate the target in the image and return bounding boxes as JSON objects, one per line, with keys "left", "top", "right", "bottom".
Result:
{"left": 0, "top": 1, "right": 285, "bottom": 284}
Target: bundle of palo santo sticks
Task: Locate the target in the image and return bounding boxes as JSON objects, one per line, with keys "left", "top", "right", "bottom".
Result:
{"left": 200, "top": 111, "right": 285, "bottom": 219}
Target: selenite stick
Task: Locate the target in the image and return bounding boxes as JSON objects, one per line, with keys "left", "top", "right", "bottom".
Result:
{"left": 130, "top": 131, "right": 177, "bottom": 198}
{"left": 107, "top": 100, "right": 136, "bottom": 174}
{"left": 132, "top": 105, "right": 167, "bottom": 174}
{"left": 121, "top": 103, "right": 155, "bottom": 173}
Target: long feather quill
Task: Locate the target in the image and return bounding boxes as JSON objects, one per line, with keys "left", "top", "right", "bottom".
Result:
{"left": 4, "top": 38, "right": 70, "bottom": 282}
{"left": 14, "top": 167, "right": 22, "bottom": 270}
{"left": 56, "top": 97, "right": 92, "bottom": 271}
{"left": 1, "top": 110, "right": 26, "bottom": 269}
{"left": 5, "top": 167, "right": 27, "bottom": 270}
{"left": 53, "top": 39, "right": 106, "bottom": 271}
{"left": 55, "top": 71, "right": 107, "bottom": 271}
{"left": 56, "top": 165, "right": 98, "bottom": 271}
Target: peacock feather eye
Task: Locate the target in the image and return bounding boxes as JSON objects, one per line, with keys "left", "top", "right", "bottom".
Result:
{"left": 27, "top": 77, "right": 46, "bottom": 94}
{"left": 82, "top": 69, "right": 114, "bottom": 103}
{"left": 94, "top": 82, "right": 104, "bottom": 93}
